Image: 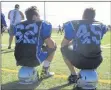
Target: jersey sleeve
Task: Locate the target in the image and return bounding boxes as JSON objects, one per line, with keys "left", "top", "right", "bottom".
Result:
{"left": 101, "top": 24, "right": 108, "bottom": 37}
{"left": 41, "top": 21, "right": 52, "bottom": 40}
{"left": 64, "top": 22, "right": 75, "bottom": 40}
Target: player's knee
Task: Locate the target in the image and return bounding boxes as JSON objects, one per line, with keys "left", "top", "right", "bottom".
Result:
{"left": 47, "top": 42, "right": 57, "bottom": 56}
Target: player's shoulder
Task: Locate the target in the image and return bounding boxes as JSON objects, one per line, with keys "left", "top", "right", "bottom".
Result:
{"left": 40, "top": 21, "right": 52, "bottom": 34}
{"left": 16, "top": 20, "right": 27, "bottom": 26}
{"left": 93, "top": 21, "right": 103, "bottom": 25}
{"left": 64, "top": 20, "right": 80, "bottom": 25}
{"left": 64, "top": 20, "right": 72, "bottom": 25}
{"left": 93, "top": 21, "right": 107, "bottom": 28}
{"left": 9, "top": 9, "right": 14, "bottom": 12}
{"left": 100, "top": 22, "right": 108, "bottom": 29}
{"left": 64, "top": 20, "right": 80, "bottom": 28}
{"left": 9, "top": 10, "right": 14, "bottom": 15}
{"left": 64, "top": 21, "right": 71, "bottom": 26}
{"left": 42, "top": 20, "right": 51, "bottom": 26}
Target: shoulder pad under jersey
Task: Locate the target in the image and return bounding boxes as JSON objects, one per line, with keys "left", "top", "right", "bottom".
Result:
{"left": 42, "top": 20, "right": 51, "bottom": 25}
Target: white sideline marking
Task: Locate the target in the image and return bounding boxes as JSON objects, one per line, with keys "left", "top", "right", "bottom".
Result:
{"left": 1, "top": 44, "right": 15, "bottom": 47}
{"left": 1, "top": 68, "right": 111, "bottom": 84}
{"left": 1, "top": 44, "right": 111, "bottom": 49}
{"left": 101, "top": 46, "right": 111, "bottom": 49}
{"left": 102, "top": 44, "right": 111, "bottom": 47}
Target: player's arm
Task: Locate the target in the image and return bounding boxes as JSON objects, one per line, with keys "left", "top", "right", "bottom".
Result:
{"left": 8, "top": 11, "right": 10, "bottom": 19}
{"left": 45, "top": 37, "right": 56, "bottom": 62}
{"left": 61, "top": 22, "right": 74, "bottom": 48}
{"left": 42, "top": 22, "right": 56, "bottom": 57}
{"left": 61, "top": 38, "right": 71, "bottom": 47}
{"left": 45, "top": 38, "right": 56, "bottom": 50}
{"left": 44, "top": 38, "right": 56, "bottom": 62}
{"left": 1, "top": 13, "right": 7, "bottom": 33}
{"left": 101, "top": 24, "right": 108, "bottom": 38}
{"left": 1, "top": 13, "right": 7, "bottom": 27}
{"left": 20, "top": 11, "right": 24, "bottom": 20}
{"left": 43, "top": 22, "right": 56, "bottom": 61}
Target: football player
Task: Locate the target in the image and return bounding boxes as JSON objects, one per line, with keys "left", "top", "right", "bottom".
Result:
{"left": 61, "top": 8, "right": 108, "bottom": 84}
{"left": 14, "top": 6, "right": 56, "bottom": 84}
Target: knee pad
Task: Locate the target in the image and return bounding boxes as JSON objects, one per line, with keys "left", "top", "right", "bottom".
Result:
{"left": 76, "top": 70, "right": 98, "bottom": 90}
{"left": 18, "top": 66, "right": 38, "bottom": 84}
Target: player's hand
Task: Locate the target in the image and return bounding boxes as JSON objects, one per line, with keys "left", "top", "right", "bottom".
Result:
{"left": 42, "top": 44, "right": 47, "bottom": 51}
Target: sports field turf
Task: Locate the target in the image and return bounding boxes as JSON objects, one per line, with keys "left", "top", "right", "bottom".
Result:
{"left": 1, "top": 30, "right": 111, "bottom": 90}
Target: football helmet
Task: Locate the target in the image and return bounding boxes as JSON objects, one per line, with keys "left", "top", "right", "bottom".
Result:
{"left": 18, "top": 66, "right": 38, "bottom": 84}
{"left": 76, "top": 70, "right": 98, "bottom": 90}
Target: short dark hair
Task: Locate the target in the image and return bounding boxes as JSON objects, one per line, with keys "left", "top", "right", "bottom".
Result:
{"left": 25, "top": 6, "right": 39, "bottom": 21}
{"left": 83, "top": 8, "right": 95, "bottom": 20}
{"left": 15, "top": 4, "right": 19, "bottom": 9}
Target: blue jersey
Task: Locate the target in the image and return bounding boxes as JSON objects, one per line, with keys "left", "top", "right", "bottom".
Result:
{"left": 14, "top": 20, "right": 52, "bottom": 63}
{"left": 1, "top": 13, "right": 7, "bottom": 27}
{"left": 64, "top": 20, "right": 108, "bottom": 56}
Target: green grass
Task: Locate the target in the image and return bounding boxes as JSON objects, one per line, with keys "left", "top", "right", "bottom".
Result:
{"left": 1, "top": 31, "right": 111, "bottom": 90}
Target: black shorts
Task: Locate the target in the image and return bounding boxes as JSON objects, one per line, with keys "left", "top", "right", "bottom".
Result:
{"left": 8, "top": 25, "right": 15, "bottom": 36}
{"left": 61, "top": 45, "right": 102, "bottom": 69}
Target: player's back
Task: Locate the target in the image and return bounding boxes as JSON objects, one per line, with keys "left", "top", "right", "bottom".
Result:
{"left": 9, "top": 9, "right": 22, "bottom": 25}
{"left": 15, "top": 20, "right": 52, "bottom": 51}
{"left": 70, "top": 20, "right": 107, "bottom": 57}
{"left": 71, "top": 20, "right": 107, "bottom": 44}
{"left": 14, "top": 20, "right": 52, "bottom": 67}
{"left": 14, "top": 20, "right": 42, "bottom": 67}
{"left": 15, "top": 20, "right": 42, "bottom": 44}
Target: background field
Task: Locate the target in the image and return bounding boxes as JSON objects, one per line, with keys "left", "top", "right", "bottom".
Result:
{"left": 1, "top": 30, "right": 111, "bottom": 90}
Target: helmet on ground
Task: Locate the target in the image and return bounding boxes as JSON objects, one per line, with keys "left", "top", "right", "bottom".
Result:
{"left": 18, "top": 66, "right": 38, "bottom": 84}
{"left": 76, "top": 70, "right": 98, "bottom": 90}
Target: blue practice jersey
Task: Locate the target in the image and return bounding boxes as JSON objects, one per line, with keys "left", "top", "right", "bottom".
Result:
{"left": 14, "top": 20, "right": 52, "bottom": 63}
{"left": 1, "top": 13, "right": 7, "bottom": 27}
{"left": 64, "top": 20, "right": 108, "bottom": 56}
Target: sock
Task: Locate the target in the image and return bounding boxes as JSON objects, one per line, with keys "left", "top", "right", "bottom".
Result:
{"left": 43, "top": 60, "right": 50, "bottom": 68}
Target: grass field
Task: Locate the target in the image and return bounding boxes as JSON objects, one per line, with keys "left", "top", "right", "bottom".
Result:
{"left": 1, "top": 30, "right": 111, "bottom": 90}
